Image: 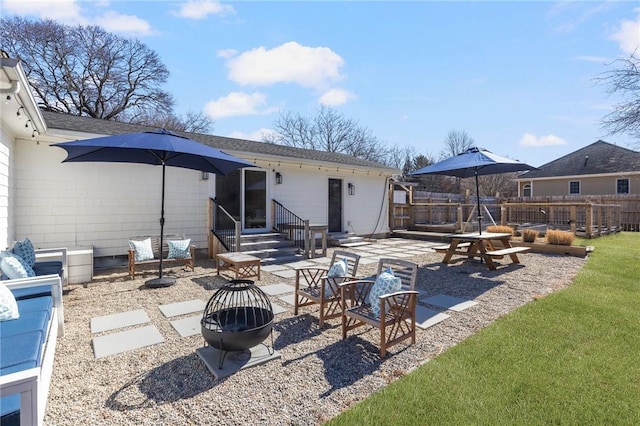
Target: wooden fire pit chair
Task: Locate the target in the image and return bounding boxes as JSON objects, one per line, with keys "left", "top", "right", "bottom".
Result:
{"left": 294, "top": 250, "right": 361, "bottom": 327}
{"left": 339, "top": 258, "right": 419, "bottom": 358}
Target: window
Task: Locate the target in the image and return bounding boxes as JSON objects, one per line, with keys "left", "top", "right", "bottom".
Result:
{"left": 523, "top": 184, "right": 532, "bottom": 197}
{"left": 617, "top": 178, "right": 630, "bottom": 194}
{"left": 569, "top": 181, "right": 580, "bottom": 194}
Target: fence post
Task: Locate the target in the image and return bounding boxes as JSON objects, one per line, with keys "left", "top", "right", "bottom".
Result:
{"left": 586, "top": 205, "right": 593, "bottom": 237}
{"left": 457, "top": 204, "right": 463, "bottom": 232}
{"left": 570, "top": 206, "right": 577, "bottom": 234}
{"left": 500, "top": 205, "right": 506, "bottom": 225}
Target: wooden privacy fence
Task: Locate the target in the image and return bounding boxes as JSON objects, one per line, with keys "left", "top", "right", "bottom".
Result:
{"left": 390, "top": 186, "right": 636, "bottom": 237}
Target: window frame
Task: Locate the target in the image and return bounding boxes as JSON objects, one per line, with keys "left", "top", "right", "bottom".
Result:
{"left": 568, "top": 180, "right": 580, "bottom": 195}
{"left": 616, "top": 178, "right": 630, "bottom": 194}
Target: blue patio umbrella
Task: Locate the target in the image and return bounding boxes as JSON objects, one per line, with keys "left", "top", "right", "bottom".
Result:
{"left": 53, "top": 129, "right": 254, "bottom": 287}
{"left": 410, "top": 147, "right": 536, "bottom": 234}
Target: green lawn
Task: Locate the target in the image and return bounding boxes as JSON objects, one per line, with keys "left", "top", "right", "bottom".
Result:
{"left": 328, "top": 232, "right": 640, "bottom": 425}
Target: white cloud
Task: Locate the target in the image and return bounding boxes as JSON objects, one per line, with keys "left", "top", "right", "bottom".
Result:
{"left": 204, "top": 91, "right": 276, "bottom": 119}
{"left": 610, "top": 9, "right": 640, "bottom": 55}
{"left": 318, "top": 88, "right": 355, "bottom": 106}
{"left": 217, "top": 49, "right": 238, "bottom": 59}
{"left": 173, "top": 1, "right": 235, "bottom": 20}
{"left": 572, "top": 55, "right": 609, "bottom": 64}
{"left": 519, "top": 133, "right": 567, "bottom": 147}
{"left": 2, "top": 0, "right": 154, "bottom": 36}
{"left": 94, "top": 12, "right": 153, "bottom": 36}
{"left": 228, "top": 128, "right": 275, "bottom": 142}
{"left": 2, "top": 0, "right": 86, "bottom": 25}
{"left": 224, "top": 41, "right": 345, "bottom": 89}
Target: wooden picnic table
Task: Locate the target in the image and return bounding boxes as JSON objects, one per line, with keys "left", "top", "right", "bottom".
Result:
{"left": 436, "top": 232, "right": 530, "bottom": 270}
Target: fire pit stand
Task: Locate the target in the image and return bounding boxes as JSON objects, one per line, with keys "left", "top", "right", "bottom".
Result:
{"left": 201, "top": 279, "right": 275, "bottom": 369}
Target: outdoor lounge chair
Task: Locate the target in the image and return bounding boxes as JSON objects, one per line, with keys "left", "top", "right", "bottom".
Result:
{"left": 339, "top": 258, "right": 418, "bottom": 358}
{"left": 294, "top": 250, "right": 360, "bottom": 327}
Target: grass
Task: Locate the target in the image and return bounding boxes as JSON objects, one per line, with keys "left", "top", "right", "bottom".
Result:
{"left": 328, "top": 232, "right": 640, "bottom": 425}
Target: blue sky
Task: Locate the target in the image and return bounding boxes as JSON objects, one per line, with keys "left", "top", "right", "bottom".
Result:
{"left": 2, "top": 0, "right": 639, "bottom": 167}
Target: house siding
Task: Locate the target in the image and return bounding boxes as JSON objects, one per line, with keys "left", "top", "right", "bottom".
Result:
{"left": 14, "top": 137, "right": 213, "bottom": 256}
{"left": 519, "top": 174, "right": 640, "bottom": 197}
{"left": 0, "top": 127, "right": 15, "bottom": 248}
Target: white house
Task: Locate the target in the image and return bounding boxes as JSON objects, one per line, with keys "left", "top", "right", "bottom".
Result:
{"left": 1, "top": 56, "right": 398, "bottom": 264}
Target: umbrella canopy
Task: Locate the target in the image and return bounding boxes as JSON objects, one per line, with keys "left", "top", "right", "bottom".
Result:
{"left": 53, "top": 129, "right": 255, "bottom": 287}
{"left": 411, "top": 147, "right": 536, "bottom": 234}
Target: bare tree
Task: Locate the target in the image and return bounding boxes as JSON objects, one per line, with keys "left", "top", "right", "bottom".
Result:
{"left": 264, "top": 106, "right": 390, "bottom": 163}
{"left": 1, "top": 16, "right": 173, "bottom": 121}
{"left": 598, "top": 52, "right": 640, "bottom": 145}
{"left": 440, "top": 129, "right": 476, "bottom": 159}
{"left": 476, "top": 172, "right": 518, "bottom": 198}
{"left": 130, "top": 110, "right": 214, "bottom": 134}
{"left": 440, "top": 129, "right": 476, "bottom": 192}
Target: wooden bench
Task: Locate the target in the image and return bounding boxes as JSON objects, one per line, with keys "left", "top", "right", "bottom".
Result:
{"left": 433, "top": 242, "right": 472, "bottom": 253}
{"left": 216, "top": 252, "right": 261, "bottom": 280}
{"left": 485, "top": 246, "right": 531, "bottom": 258}
{"left": 128, "top": 234, "right": 195, "bottom": 279}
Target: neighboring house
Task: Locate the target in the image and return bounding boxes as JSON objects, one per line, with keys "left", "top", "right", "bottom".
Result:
{"left": 1, "top": 57, "right": 398, "bottom": 260}
{"left": 516, "top": 140, "right": 640, "bottom": 197}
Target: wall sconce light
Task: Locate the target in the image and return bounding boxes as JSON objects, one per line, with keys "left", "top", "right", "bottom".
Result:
{"left": 16, "top": 106, "right": 24, "bottom": 119}
{"left": 275, "top": 172, "right": 283, "bottom": 184}
{"left": 348, "top": 182, "right": 355, "bottom": 195}
{"left": 201, "top": 171, "right": 209, "bottom": 180}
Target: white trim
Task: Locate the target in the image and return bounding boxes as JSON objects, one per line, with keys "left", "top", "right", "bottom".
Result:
{"left": 516, "top": 170, "right": 640, "bottom": 182}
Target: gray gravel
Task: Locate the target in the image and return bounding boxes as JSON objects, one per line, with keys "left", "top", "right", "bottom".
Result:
{"left": 45, "top": 240, "right": 586, "bottom": 425}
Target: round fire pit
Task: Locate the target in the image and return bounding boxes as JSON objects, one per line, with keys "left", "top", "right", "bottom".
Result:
{"left": 201, "top": 279, "right": 274, "bottom": 368}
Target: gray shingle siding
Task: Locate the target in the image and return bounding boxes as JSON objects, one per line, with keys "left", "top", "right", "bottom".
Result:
{"left": 521, "top": 140, "right": 640, "bottom": 179}
{"left": 41, "top": 111, "right": 396, "bottom": 172}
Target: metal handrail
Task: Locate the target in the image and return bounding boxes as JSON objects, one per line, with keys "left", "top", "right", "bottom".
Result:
{"left": 212, "top": 200, "right": 241, "bottom": 252}
{"left": 272, "top": 199, "right": 306, "bottom": 252}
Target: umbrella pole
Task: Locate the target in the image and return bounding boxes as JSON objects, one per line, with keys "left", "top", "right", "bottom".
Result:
{"left": 475, "top": 171, "right": 482, "bottom": 235}
{"left": 146, "top": 162, "right": 176, "bottom": 288}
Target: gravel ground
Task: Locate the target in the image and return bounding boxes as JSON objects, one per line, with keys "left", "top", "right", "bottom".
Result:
{"left": 44, "top": 240, "right": 587, "bottom": 425}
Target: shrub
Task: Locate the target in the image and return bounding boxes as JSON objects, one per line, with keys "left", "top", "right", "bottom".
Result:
{"left": 545, "top": 229, "right": 575, "bottom": 245}
{"left": 486, "top": 225, "right": 514, "bottom": 235}
{"left": 522, "top": 229, "right": 539, "bottom": 242}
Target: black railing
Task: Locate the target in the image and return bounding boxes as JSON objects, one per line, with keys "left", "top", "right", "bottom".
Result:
{"left": 272, "top": 199, "right": 306, "bottom": 252}
{"left": 212, "top": 199, "right": 241, "bottom": 252}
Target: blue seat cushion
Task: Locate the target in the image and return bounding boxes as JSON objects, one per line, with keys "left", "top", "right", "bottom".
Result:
{"left": 0, "top": 394, "right": 20, "bottom": 423}
{"left": 0, "top": 331, "right": 43, "bottom": 374}
{"left": 0, "top": 311, "right": 49, "bottom": 343}
{"left": 32, "top": 261, "right": 63, "bottom": 277}
{"left": 10, "top": 285, "right": 52, "bottom": 300}
{"left": 16, "top": 295, "right": 52, "bottom": 314}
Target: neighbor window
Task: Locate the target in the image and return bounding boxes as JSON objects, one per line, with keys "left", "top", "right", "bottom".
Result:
{"left": 569, "top": 181, "right": 580, "bottom": 194}
{"left": 617, "top": 178, "right": 630, "bottom": 194}
{"left": 523, "top": 184, "right": 532, "bottom": 197}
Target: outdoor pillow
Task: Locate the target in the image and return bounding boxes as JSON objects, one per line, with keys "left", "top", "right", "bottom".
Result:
{"left": 11, "top": 238, "right": 36, "bottom": 267}
{"left": 0, "top": 282, "right": 20, "bottom": 321}
{"left": 1, "top": 253, "right": 36, "bottom": 279}
{"left": 167, "top": 239, "right": 191, "bottom": 259}
{"left": 129, "top": 238, "right": 154, "bottom": 262}
{"left": 368, "top": 269, "right": 402, "bottom": 319}
{"left": 325, "top": 257, "right": 348, "bottom": 296}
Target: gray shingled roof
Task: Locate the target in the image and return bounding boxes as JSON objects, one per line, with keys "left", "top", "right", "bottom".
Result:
{"left": 41, "top": 111, "right": 396, "bottom": 172}
{"left": 520, "top": 140, "right": 640, "bottom": 179}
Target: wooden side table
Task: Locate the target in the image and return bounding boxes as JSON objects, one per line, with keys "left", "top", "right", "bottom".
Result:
{"left": 216, "top": 252, "right": 261, "bottom": 280}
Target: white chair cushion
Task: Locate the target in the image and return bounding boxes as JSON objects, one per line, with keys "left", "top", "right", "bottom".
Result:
{"left": 0, "top": 282, "right": 20, "bottom": 321}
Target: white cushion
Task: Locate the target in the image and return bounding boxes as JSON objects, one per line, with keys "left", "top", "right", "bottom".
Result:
{"left": 0, "top": 282, "right": 20, "bottom": 321}
{"left": 1, "top": 253, "right": 36, "bottom": 279}
{"left": 368, "top": 269, "right": 402, "bottom": 318}
{"left": 167, "top": 239, "right": 191, "bottom": 259}
{"left": 129, "top": 238, "right": 154, "bottom": 262}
